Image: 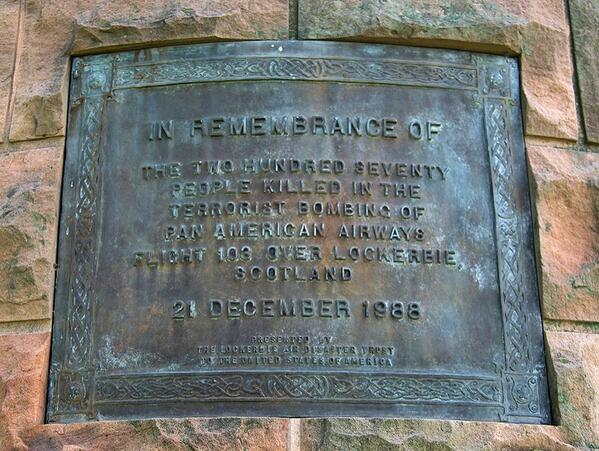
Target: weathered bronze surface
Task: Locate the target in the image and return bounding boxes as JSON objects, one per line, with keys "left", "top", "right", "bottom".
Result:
{"left": 47, "top": 41, "right": 550, "bottom": 424}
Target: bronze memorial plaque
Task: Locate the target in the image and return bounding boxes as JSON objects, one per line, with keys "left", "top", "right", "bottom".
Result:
{"left": 47, "top": 41, "right": 550, "bottom": 423}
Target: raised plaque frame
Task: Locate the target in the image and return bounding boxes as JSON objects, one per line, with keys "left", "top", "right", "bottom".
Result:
{"left": 47, "top": 41, "right": 550, "bottom": 424}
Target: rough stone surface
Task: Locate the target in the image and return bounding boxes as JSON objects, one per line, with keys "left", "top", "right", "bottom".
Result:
{"left": 528, "top": 145, "right": 599, "bottom": 322}
{"left": 0, "top": 0, "right": 20, "bottom": 143}
{"left": 298, "top": 0, "right": 578, "bottom": 141}
{"left": 17, "top": 418, "right": 289, "bottom": 451}
{"left": 546, "top": 331, "right": 599, "bottom": 448}
{"left": 569, "top": 0, "right": 599, "bottom": 144}
{"left": 0, "top": 332, "right": 50, "bottom": 451}
{"left": 0, "top": 147, "right": 62, "bottom": 322}
{"left": 300, "top": 418, "right": 574, "bottom": 450}
{"left": 9, "top": 0, "right": 289, "bottom": 142}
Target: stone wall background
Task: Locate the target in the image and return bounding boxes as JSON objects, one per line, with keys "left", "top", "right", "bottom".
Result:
{"left": 0, "top": 0, "right": 597, "bottom": 449}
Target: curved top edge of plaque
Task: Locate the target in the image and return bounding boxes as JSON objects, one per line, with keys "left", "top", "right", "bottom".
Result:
{"left": 73, "top": 40, "right": 518, "bottom": 99}
{"left": 77, "top": 40, "right": 513, "bottom": 65}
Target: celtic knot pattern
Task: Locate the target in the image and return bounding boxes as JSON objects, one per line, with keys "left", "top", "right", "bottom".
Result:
{"left": 114, "top": 57, "right": 477, "bottom": 90}
{"left": 66, "top": 94, "right": 104, "bottom": 368}
{"left": 484, "top": 96, "right": 542, "bottom": 420}
{"left": 485, "top": 100, "right": 530, "bottom": 373}
{"left": 50, "top": 62, "right": 113, "bottom": 420}
{"left": 95, "top": 373, "right": 502, "bottom": 404}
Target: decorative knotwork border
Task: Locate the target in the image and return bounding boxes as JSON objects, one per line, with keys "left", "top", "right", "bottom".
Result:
{"left": 481, "top": 59, "right": 543, "bottom": 421}
{"left": 95, "top": 372, "right": 502, "bottom": 405}
{"left": 48, "top": 43, "right": 547, "bottom": 424}
{"left": 114, "top": 56, "right": 478, "bottom": 90}
{"left": 50, "top": 60, "right": 114, "bottom": 420}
